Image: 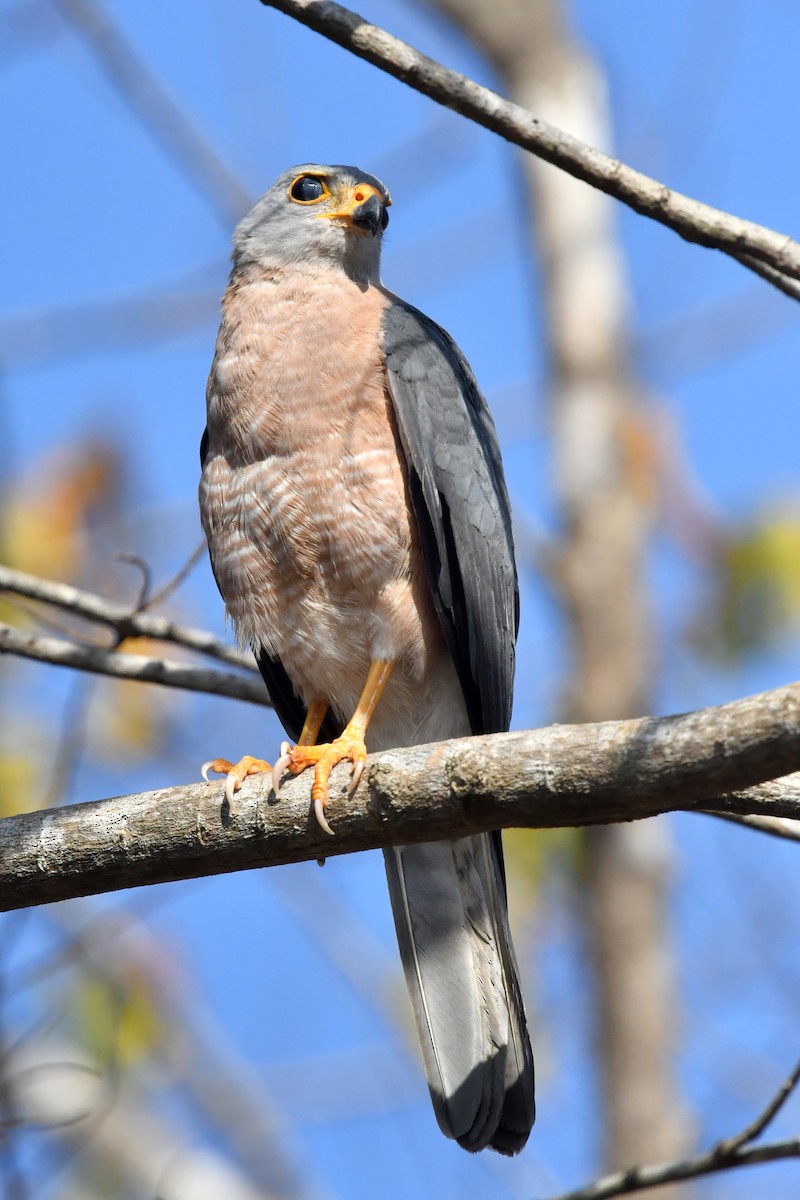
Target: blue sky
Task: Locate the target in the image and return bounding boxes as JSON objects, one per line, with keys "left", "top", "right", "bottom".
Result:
{"left": 3, "top": 1, "right": 800, "bottom": 1197}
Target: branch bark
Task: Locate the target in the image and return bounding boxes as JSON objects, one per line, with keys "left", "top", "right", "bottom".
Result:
{"left": 0, "top": 622, "right": 267, "bottom": 706}
{"left": 259, "top": 0, "right": 800, "bottom": 297}
{"left": 0, "top": 564, "right": 256, "bottom": 670}
{"left": 2, "top": 681, "right": 800, "bottom": 910}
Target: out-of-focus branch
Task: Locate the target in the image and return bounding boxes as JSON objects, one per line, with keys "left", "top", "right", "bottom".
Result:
{"left": 138, "top": 540, "right": 208, "bottom": 611}
{"left": 429, "top": 0, "right": 688, "bottom": 1173}
{"left": 7, "top": 1036, "right": 286, "bottom": 1200}
{"left": 0, "top": 0, "right": 64, "bottom": 68}
{"left": 2, "top": 683, "right": 800, "bottom": 909}
{"left": 52, "top": 0, "right": 252, "bottom": 226}
{"left": 706, "top": 810, "right": 800, "bottom": 844}
{"left": 39, "top": 902, "right": 318, "bottom": 1199}
{"left": 552, "top": 1057, "right": 800, "bottom": 1199}
{"left": 0, "top": 283, "right": 221, "bottom": 372}
{"left": 0, "top": 622, "right": 267, "bottom": 706}
{"left": 259, "top": 0, "right": 800, "bottom": 298}
{"left": 0, "top": 564, "right": 256, "bottom": 671}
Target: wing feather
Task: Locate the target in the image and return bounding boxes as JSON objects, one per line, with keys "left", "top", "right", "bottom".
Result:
{"left": 380, "top": 298, "right": 518, "bottom": 736}
{"left": 380, "top": 298, "right": 534, "bottom": 1153}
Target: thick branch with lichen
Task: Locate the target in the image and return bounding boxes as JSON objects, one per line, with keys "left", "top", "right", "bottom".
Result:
{"left": 2, "top": 681, "right": 800, "bottom": 910}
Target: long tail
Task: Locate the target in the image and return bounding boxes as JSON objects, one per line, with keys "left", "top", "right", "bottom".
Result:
{"left": 383, "top": 833, "right": 535, "bottom": 1154}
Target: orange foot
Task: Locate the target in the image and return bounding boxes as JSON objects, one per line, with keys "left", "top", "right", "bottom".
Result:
{"left": 272, "top": 726, "right": 367, "bottom": 836}
{"left": 201, "top": 755, "right": 272, "bottom": 806}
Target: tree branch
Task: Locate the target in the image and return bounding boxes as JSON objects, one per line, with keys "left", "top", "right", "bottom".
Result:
{"left": 703, "top": 810, "right": 800, "bottom": 844}
{"left": 716, "top": 1057, "right": 800, "bottom": 1155}
{"left": 4, "top": 574, "right": 800, "bottom": 854}
{"left": 0, "top": 622, "right": 267, "bottom": 707}
{"left": 0, "top": 564, "right": 256, "bottom": 671}
{"left": 551, "top": 1135, "right": 800, "bottom": 1199}
{"left": 552, "top": 1057, "right": 800, "bottom": 1198}
{"left": 0, "top": 279, "right": 221, "bottom": 371}
{"left": 2, "top": 681, "right": 800, "bottom": 910}
{"left": 259, "top": 0, "right": 800, "bottom": 295}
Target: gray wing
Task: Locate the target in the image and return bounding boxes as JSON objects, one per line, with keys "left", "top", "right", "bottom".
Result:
{"left": 381, "top": 297, "right": 518, "bottom": 737}
{"left": 380, "top": 298, "right": 534, "bottom": 1154}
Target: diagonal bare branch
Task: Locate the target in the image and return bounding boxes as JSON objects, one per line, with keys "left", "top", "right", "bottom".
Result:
{"left": 716, "top": 1057, "right": 800, "bottom": 1155}
{"left": 550, "top": 1135, "right": 800, "bottom": 1199}
{"left": 139, "top": 541, "right": 208, "bottom": 612}
{"left": 52, "top": 0, "right": 252, "bottom": 226}
{"left": 259, "top": 0, "right": 800, "bottom": 295}
{"left": 552, "top": 1058, "right": 800, "bottom": 1198}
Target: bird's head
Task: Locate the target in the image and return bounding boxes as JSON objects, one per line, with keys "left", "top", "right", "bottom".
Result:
{"left": 233, "top": 163, "right": 392, "bottom": 284}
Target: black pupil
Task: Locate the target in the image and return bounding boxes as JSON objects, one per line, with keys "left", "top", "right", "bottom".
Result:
{"left": 291, "top": 176, "right": 324, "bottom": 202}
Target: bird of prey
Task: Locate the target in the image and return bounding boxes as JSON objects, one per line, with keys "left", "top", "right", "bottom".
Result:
{"left": 199, "top": 164, "right": 534, "bottom": 1154}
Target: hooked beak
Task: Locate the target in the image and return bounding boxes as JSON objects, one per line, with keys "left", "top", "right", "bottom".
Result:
{"left": 350, "top": 192, "right": 384, "bottom": 237}
{"left": 319, "top": 182, "right": 388, "bottom": 237}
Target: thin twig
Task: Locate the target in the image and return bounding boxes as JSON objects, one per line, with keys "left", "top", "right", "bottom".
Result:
{"left": 552, "top": 1058, "right": 800, "bottom": 1197}
{"left": 1, "top": 594, "right": 92, "bottom": 643}
{"left": 0, "top": 564, "right": 256, "bottom": 670}
{"left": 730, "top": 250, "right": 800, "bottom": 302}
{"left": 140, "top": 540, "right": 207, "bottom": 611}
{"left": 0, "top": 622, "right": 267, "bottom": 707}
{"left": 714, "top": 1057, "right": 800, "bottom": 1155}
{"left": 260, "top": 0, "right": 800, "bottom": 294}
{"left": 113, "top": 552, "right": 152, "bottom": 612}
{"left": 549, "top": 1136, "right": 800, "bottom": 1199}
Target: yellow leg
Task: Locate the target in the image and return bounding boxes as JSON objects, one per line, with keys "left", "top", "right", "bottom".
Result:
{"left": 297, "top": 698, "right": 329, "bottom": 746}
{"left": 274, "top": 660, "right": 394, "bottom": 835}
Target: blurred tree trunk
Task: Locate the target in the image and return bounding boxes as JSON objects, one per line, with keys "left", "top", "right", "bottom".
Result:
{"left": 429, "top": 0, "right": 692, "bottom": 1178}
